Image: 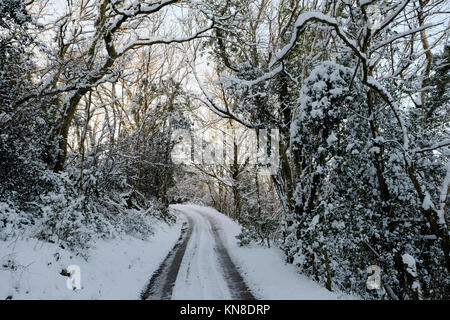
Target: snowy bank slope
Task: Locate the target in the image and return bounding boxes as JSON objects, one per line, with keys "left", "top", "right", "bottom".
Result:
{"left": 172, "top": 204, "right": 355, "bottom": 300}
{"left": 0, "top": 218, "right": 182, "bottom": 299}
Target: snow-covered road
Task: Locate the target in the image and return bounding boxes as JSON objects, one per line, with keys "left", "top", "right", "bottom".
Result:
{"left": 143, "top": 204, "right": 351, "bottom": 300}
{"left": 143, "top": 205, "right": 255, "bottom": 300}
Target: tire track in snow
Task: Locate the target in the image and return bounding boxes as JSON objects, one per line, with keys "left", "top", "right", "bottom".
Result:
{"left": 140, "top": 216, "right": 192, "bottom": 300}
{"left": 141, "top": 207, "right": 255, "bottom": 300}
{"left": 172, "top": 209, "right": 232, "bottom": 299}
{"left": 201, "top": 211, "right": 255, "bottom": 300}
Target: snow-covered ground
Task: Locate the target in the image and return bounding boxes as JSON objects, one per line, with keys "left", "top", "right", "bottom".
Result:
{"left": 0, "top": 218, "right": 182, "bottom": 299}
{"left": 172, "top": 204, "right": 355, "bottom": 300}
{"left": 1, "top": 204, "right": 356, "bottom": 299}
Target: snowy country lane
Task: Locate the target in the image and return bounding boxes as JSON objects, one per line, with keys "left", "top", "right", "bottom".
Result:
{"left": 141, "top": 204, "right": 350, "bottom": 300}
{"left": 142, "top": 205, "right": 255, "bottom": 300}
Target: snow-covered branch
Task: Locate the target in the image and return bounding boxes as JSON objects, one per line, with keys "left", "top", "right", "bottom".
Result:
{"left": 118, "top": 22, "right": 214, "bottom": 56}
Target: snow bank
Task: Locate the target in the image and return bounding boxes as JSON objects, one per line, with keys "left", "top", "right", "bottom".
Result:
{"left": 0, "top": 218, "right": 182, "bottom": 299}
{"left": 172, "top": 204, "right": 356, "bottom": 300}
